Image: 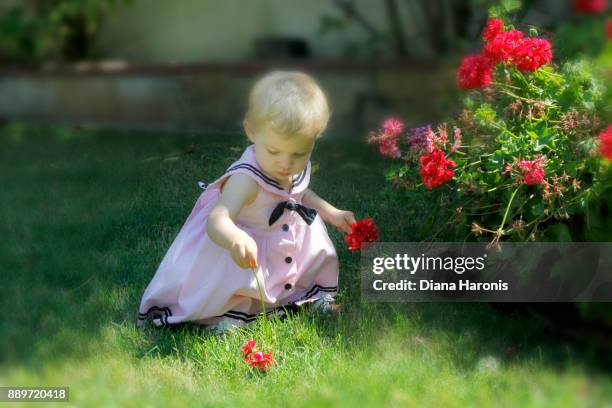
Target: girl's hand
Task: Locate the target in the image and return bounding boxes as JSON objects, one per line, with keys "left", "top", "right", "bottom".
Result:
{"left": 326, "top": 208, "right": 356, "bottom": 234}
{"left": 229, "top": 231, "right": 259, "bottom": 269}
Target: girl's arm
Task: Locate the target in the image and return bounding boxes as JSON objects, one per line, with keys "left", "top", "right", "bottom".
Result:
{"left": 207, "top": 173, "right": 259, "bottom": 268}
{"left": 302, "top": 188, "right": 356, "bottom": 234}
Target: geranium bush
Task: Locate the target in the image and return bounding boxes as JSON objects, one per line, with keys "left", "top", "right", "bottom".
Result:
{"left": 369, "top": 18, "right": 612, "bottom": 245}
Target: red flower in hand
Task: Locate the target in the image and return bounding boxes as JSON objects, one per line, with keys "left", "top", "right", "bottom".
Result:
{"left": 344, "top": 218, "right": 379, "bottom": 251}
{"left": 419, "top": 149, "right": 456, "bottom": 189}
{"left": 241, "top": 340, "right": 256, "bottom": 357}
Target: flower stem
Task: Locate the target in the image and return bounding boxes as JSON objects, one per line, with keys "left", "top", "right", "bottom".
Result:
{"left": 497, "top": 186, "right": 521, "bottom": 235}
{"left": 538, "top": 68, "right": 563, "bottom": 80}
{"left": 491, "top": 81, "right": 521, "bottom": 91}
{"left": 494, "top": 87, "right": 534, "bottom": 103}
{"left": 251, "top": 268, "right": 267, "bottom": 319}
{"left": 488, "top": 122, "right": 520, "bottom": 139}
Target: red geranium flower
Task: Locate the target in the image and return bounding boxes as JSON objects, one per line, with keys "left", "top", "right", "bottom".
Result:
{"left": 607, "top": 18, "right": 612, "bottom": 40}
{"left": 513, "top": 37, "right": 552, "bottom": 72}
{"left": 483, "top": 18, "right": 504, "bottom": 42}
{"left": 483, "top": 29, "right": 524, "bottom": 64}
{"left": 457, "top": 54, "right": 493, "bottom": 89}
{"left": 574, "top": 0, "right": 607, "bottom": 14}
{"left": 419, "top": 149, "right": 456, "bottom": 189}
{"left": 241, "top": 340, "right": 256, "bottom": 357}
{"left": 241, "top": 340, "right": 276, "bottom": 371}
{"left": 599, "top": 125, "right": 612, "bottom": 159}
{"left": 518, "top": 157, "right": 546, "bottom": 185}
{"left": 245, "top": 351, "right": 276, "bottom": 371}
{"left": 344, "top": 218, "right": 379, "bottom": 251}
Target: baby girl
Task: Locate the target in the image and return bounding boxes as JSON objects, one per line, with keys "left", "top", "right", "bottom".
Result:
{"left": 137, "top": 71, "right": 355, "bottom": 330}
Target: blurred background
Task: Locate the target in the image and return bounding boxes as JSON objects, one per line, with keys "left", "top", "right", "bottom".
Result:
{"left": 0, "top": 0, "right": 609, "bottom": 135}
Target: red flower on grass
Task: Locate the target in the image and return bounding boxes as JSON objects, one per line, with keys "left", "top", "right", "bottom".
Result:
{"left": 419, "top": 149, "right": 456, "bottom": 189}
{"left": 246, "top": 351, "right": 275, "bottom": 370}
{"left": 457, "top": 54, "right": 493, "bottom": 89}
{"left": 241, "top": 340, "right": 276, "bottom": 371}
{"left": 599, "top": 125, "right": 612, "bottom": 159}
{"left": 344, "top": 218, "right": 379, "bottom": 251}
{"left": 517, "top": 157, "right": 546, "bottom": 185}
{"left": 513, "top": 38, "right": 552, "bottom": 72}
{"left": 574, "top": 0, "right": 607, "bottom": 14}
{"left": 241, "top": 340, "right": 256, "bottom": 356}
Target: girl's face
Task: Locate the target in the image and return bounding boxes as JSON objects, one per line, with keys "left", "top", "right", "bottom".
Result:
{"left": 245, "top": 121, "right": 315, "bottom": 183}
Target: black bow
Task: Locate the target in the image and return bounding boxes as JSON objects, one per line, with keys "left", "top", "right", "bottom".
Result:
{"left": 268, "top": 201, "right": 317, "bottom": 226}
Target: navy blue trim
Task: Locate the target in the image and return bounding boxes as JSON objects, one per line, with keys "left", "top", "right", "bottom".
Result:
{"left": 291, "top": 167, "right": 307, "bottom": 189}
{"left": 138, "top": 306, "right": 172, "bottom": 326}
{"left": 220, "top": 307, "right": 285, "bottom": 323}
{"left": 218, "top": 284, "right": 338, "bottom": 323}
{"left": 226, "top": 163, "right": 284, "bottom": 190}
{"left": 137, "top": 285, "right": 338, "bottom": 325}
{"left": 299, "top": 284, "right": 338, "bottom": 301}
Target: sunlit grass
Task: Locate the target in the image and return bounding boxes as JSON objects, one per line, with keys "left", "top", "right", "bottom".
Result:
{"left": 0, "top": 124, "right": 610, "bottom": 407}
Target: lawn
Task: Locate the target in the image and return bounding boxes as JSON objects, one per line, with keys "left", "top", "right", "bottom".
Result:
{"left": 0, "top": 123, "right": 610, "bottom": 407}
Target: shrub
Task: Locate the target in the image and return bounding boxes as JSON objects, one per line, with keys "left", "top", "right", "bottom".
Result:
{"left": 368, "top": 19, "right": 612, "bottom": 245}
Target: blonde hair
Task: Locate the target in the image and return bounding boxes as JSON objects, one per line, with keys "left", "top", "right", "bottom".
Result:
{"left": 245, "top": 71, "right": 330, "bottom": 138}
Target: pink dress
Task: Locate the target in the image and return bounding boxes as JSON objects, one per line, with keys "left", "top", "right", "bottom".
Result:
{"left": 137, "top": 144, "right": 339, "bottom": 327}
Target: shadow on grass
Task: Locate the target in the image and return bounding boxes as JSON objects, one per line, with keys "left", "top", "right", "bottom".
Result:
{"left": 0, "top": 125, "right": 246, "bottom": 370}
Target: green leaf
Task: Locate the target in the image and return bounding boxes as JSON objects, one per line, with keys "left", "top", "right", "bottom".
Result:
{"left": 489, "top": 0, "right": 523, "bottom": 18}
{"left": 475, "top": 104, "right": 497, "bottom": 127}
{"left": 530, "top": 202, "right": 545, "bottom": 218}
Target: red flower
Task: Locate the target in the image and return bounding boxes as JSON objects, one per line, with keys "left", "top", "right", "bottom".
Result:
{"left": 517, "top": 157, "right": 545, "bottom": 185}
{"left": 241, "top": 340, "right": 276, "bottom": 371}
{"left": 607, "top": 18, "right": 612, "bottom": 40}
{"left": 574, "top": 0, "right": 607, "bottom": 14}
{"left": 241, "top": 340, "right": 256, "bottom": 357}
{"left": 245, "top": 351, "right": 276, "bottom": 371}
{"left": 483, "top": 18, "right": 504, "bottom": 42}
{"left": 513, "top": 38, "right": 552, "bottom": 72}
{"left": 344, "top": 218, "right": 379, "bottom": 251}
{"left": 483, "top": 29, "right": 524, "bottom": 64}
{"left": 456, "top": 54, "right": 493, "bottom": 89}
{"left": 381, "top": 116, "right": 405, "bottom": 137}
{"left": 599, "top": 125, "right": 612, "bottom": 159}
{"left": 419, "top": 149, "right": 456, "bottom": 189}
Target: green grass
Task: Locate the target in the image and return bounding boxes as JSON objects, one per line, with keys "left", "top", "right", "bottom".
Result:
{"left": 0, "top": 123, "right": 610, "bottom": 407}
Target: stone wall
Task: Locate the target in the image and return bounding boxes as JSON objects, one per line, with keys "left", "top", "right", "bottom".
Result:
{"left": 0, "top": 61, "right": 458, "bottom": 135}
